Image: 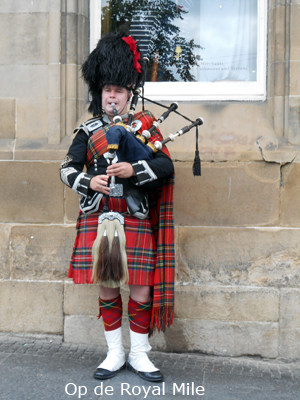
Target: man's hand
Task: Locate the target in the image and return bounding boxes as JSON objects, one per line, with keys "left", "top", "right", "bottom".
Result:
{"left": 106, "top": 162, "right": 135, "bottom": 179}
{"left": 90, "top": 175, "right": 110, "bottom": 195}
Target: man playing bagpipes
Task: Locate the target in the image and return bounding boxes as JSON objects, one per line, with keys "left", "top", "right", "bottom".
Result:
{"left": 60, "top": 32, "right": 175, "bottom": 382}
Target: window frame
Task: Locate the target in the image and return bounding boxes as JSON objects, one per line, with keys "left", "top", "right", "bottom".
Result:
{"left": 89, "top": 0, "right": 267, "bottom": 102}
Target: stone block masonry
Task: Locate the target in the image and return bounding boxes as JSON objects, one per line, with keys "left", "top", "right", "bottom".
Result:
{"left": 1, "top": 0, "right": 300, "bottom": 363}
{"left": 0, "top": 161, "right": 300, "bottom": 360}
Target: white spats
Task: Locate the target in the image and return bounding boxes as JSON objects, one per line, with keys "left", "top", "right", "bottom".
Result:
{"left": 128, "top": 329, "right": 159, "bottom": 373}
{"left": 97, "top": 328, "right": 125, "bottom": 371}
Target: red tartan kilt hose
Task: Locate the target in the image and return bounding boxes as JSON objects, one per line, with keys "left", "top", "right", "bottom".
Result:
{"left": 68, "top": 196, "right": 157, "bottom": 285}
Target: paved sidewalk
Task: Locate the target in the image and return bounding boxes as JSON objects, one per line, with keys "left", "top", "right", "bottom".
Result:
{"left": 0, "top": 333, "right": 300, "bottom": 400}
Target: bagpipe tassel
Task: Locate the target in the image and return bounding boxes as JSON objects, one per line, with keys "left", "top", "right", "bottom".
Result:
{"left": 92, "top": 212, "right": 128, "bottom": 288}
{"left": 193, "top": 149, "right": 201, "bottom": 176}
{"left": 193, "top": 126, "right": 201, "bottom": 176}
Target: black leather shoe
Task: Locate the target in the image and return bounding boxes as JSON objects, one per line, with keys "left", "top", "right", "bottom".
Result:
{"left": 94, "top": 363, "right": 126, "bottom": 380}
{"left": 127, "top": 362, "right": 164, "bottom": 382}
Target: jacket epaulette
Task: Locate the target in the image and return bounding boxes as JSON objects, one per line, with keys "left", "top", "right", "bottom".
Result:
{"left": 74, "top": 117, "right": 103, "bottom": 137}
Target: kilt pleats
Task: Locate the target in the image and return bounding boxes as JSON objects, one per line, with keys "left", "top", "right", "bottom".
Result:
{"left": 68, "top": 197, "right": 156, "bottom": 285}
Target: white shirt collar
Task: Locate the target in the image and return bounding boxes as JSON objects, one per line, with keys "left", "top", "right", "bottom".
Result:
{"left": 103, "top": 113, "right": 128, "bottom": 124}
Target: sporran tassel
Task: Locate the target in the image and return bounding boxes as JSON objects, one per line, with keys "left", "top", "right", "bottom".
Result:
{"left": 92, "top": 222, "right": 110, "bottom": 282}
{"left": 112, "top": 219, "right": 128, "bottom": 283}
{"left": 97, "top": 230, "right": 109, "bottom": 281}
{"left": 92, "top": 213, "right": 128, "bottom": 288}
{"left": 110, "top": 234, "right": 123, "bottom": 281}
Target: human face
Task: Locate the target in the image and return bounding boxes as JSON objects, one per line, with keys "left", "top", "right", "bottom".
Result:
{"left": 102, "top": 85, "right": 131, "bottom": 120}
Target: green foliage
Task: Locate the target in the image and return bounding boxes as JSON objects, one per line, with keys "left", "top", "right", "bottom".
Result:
{"left": 101, "top": 0, "right": 202, "bottom": 82}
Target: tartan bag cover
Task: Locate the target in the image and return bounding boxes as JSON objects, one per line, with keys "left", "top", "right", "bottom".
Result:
{"left": 72, "top": 111, "right": 175, "bottom": 334}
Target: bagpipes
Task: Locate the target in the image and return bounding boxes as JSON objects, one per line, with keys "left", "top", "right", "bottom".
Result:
{"left": 91, "top": 79, "right": 204, "bottom": 287}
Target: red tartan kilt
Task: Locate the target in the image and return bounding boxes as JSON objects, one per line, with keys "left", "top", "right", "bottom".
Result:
{"left": 68, "top": 197, "right": 157, "bottom": 286}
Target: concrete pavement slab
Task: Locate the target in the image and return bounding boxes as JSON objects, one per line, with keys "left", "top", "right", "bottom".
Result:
{"left": 0, "top": 334, "right": 300, "bottom": 400}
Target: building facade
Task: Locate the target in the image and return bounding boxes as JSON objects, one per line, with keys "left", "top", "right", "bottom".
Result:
{"left": 0, "top": 0, "right": 300, "bottom": 359}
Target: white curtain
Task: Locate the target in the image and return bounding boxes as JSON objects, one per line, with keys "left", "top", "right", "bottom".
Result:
{"left": 195, "top": 0, "right": 258, "bottom": 82}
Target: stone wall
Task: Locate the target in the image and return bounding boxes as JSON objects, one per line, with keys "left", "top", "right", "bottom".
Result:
{"left": 1, "top": 1, "right": 300, "bottom": 361}
{"left": 0, "top": 0, "right": 89, "bottom": 155}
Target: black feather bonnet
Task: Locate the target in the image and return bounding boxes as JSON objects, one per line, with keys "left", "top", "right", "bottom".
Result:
{"left": 81, "top": 31, "right": 146, "bottom": 117}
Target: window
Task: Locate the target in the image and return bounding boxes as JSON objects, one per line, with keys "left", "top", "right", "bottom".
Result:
{"left": 90, "top": 0, "right": 267, "bottom": 101}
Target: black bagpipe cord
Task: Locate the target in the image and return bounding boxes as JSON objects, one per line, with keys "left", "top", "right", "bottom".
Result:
{"left": 140, "top": 94, "right": 201, "bottom": 176}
